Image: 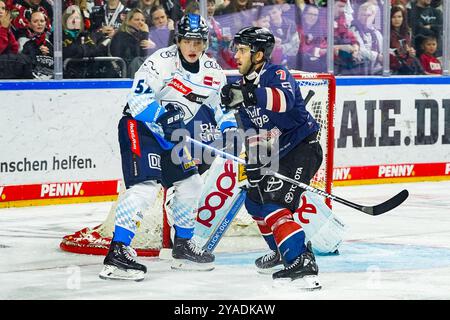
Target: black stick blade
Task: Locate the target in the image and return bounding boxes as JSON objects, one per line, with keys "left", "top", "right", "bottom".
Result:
{"left": 361, "top": 189, "right": 409, "bottom": 216}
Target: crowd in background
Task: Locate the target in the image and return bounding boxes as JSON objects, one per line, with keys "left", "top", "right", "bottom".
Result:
{"left": 0, "top": 0, "right": 445, "bottom": 79}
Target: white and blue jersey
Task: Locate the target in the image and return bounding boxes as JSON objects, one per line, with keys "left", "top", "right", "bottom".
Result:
{"left": 127, "top": 44, "right": 236, "bottom": 150}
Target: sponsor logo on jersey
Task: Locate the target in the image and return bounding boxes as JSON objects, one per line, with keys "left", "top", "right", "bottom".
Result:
{"left": 203, "top": 76, "right": 213, "bottom": 86}
{"left": 41, "top": 183, "right": 83, "bottom": 197}
{"left": 199, "top": 123, "right": 221, "bottom": 142}
{"left": 160, "top": 50, "right": 176, "bottom": 59}
{"left": 264, "top": 177, "right": 284, "bottom": 193}
{"left": 142, "top": 59, "right": 159, "bottom": 75}
{"left": 127, "top": 119, "right": 141, "bottom": 157}
{"left": 284, "top": 167, "right": 303, "bottom": 203}
{"left": 204, "top": 61, "right": 221, "bottom": 70}
{"left": 168, "top": 79, "right": 193, "bottom": 95}
{"left": 148, "top": 153, "right": 161, "bottom": 170}
{"left": 184, "top": 92, "right": 208, "bottom": 104}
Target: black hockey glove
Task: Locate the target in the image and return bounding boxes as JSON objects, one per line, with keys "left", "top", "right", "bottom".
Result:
{"left": 241, "top": 82, "right": 257, "bottom": 106}
{"left": 156, "top": 103, "right": 186, "bottom": 142}
{"left": 220, "top": 82, "right": 244, "bottom": 111}
{"left": 244, "top": 157, "right": 271, "bottom": 187}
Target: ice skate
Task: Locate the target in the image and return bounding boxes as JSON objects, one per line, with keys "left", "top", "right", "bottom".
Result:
{"left": 255, "top": 250, "right": 283, "bottom": 274}
{"left": 171, "top": 237, "right": 215, "bottom": 271}
{"left": 272, "top": 242, "right": 321, "bottom": 290}
{"left": 99, "top": 241, "right": 146, "bottom": 281}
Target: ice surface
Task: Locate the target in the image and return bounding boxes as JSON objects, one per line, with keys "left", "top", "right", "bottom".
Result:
{"left": 1, "top": 181, "right": 449, "bottom": 300}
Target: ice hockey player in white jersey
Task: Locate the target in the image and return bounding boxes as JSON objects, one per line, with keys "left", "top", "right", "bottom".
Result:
{"left": 99, "top": 13, "right": 236, "bottom": 281}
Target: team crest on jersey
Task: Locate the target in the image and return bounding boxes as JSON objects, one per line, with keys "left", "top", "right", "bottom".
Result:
{"left": 203, "top": 76, "right": 213, "bottom": 86}
{"left": 203, "top": 76, "right": 221, "bottom": 87}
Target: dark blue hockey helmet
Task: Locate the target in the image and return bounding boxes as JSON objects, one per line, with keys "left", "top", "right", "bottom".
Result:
{"left": 176, "top": 13, "right": 209, "bottom": 42}
{"left": 233, "top": 26, "right": 275, "bottom": 60}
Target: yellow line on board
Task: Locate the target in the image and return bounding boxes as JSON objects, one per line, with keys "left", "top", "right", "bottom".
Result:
{"left": 0, "top": 195, "right": 118, "bottom": 209}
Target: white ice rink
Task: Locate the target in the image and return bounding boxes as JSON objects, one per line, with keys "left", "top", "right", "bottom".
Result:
{"left": 1, "top": 181, "right": 449, "bottom": 300}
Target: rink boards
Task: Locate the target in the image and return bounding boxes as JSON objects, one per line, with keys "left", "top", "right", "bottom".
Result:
{"left": 1, "top": 76, "right": 450, "bottom": 207}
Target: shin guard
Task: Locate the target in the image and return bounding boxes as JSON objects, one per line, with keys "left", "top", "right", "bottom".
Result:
{"left": 265, "top": 208, "right": 306, "bottom": 265}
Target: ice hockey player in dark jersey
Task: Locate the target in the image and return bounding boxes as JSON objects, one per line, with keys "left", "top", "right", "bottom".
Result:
{"left": 99, "top": 13, "right": 236, "bottom": 281}
{"left": 221, "top": 26, "right": 322, "bottom": 289}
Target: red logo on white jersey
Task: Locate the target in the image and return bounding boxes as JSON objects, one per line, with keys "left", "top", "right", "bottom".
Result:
{"left": 203, "top": 76, "right": 213, "bottom": 86}
{"left": 168, "top": 79, "right": 193, "bottom": 95}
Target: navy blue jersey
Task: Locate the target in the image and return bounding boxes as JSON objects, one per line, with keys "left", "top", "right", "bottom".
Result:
{"left": 238, "top": 63, "right": 320, "bottom": 158}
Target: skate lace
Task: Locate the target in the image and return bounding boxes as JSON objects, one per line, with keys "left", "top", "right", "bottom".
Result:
{"left": 124, "top": 246, "right": 138, "bottom": 262}
{"left": 262, "top": 250, "right": 278, "bottom": 263}
{"left": 285, "top": 252, "right": 314, "bottom": 270}
{"left": 187, "top": 239, "right": 205, "bottom": 256}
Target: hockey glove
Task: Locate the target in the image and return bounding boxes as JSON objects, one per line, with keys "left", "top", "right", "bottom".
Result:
{"left": 241, "top": 82, "right": 257, "bottom": 106}
{"left": 156, "top": 103, "right": 186, "bottom": 142}
{"left": 221, "top": 82, "right": 244, "bottom": 110}
{"left": 244, "top": 158, "right": 271, "bottom": 187}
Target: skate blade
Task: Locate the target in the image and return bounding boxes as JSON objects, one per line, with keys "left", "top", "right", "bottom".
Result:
{"left": 171, "top": 259, "right": 215, "bottom": 271}
{"left": 256, "top": 265, "right": 283, "bottom": 275}
{"left": 273, "top": 275, "right": 322, "bottom": 291}
{"left": 99, "top": 265, "right": 145, "bottom": 282}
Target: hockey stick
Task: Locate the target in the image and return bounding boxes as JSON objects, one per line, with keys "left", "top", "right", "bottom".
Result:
{"left": 187, "top": 137, "right": 409, "bottom": 216}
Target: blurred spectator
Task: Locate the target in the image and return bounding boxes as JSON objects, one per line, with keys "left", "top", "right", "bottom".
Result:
{"left": 136, "top": 0, "right": 159, "bottom": 27}
{"left": 333, "top": 0, "right": 361, "bottom": 75}
{"left": 110, "top": 8, "right": 153, "bottom": 77}
{"left": 215, "top": 0, "right": 253, "bottom": 15}
{"left": 185, "top": 0, "right": 200, "bottom": 13}
{"left": 409, "top": 0, "right": 443, "bottom": 57}
{"left": 21, "top": 11, "right": 54, "bottom": 79}
{"left": 0, "top": 0, "right": 33, "bottom": 79}
{"left": 63, "top": 5, "right": 115, "bottom": 78}
{"left": 430, "top": 0, "right": 441, "bottom": 9}
{"left": 133, "top": 0, "right": 183, "bottom": 27}
{"left": 64, "top": 1, "right": 92, "bottom": 32}
{"left": 350, "top": 2, "right": 383, "bottom": 75}
{"left": 147, "top": 5, "right": 174, "bottom": 54}
{"left": 0, "top": 0, "right": 18, "bottom": 55}
{"left": 391, "top": 0, "right": 411, "bottom": 8}
{"left": 390, "top": 5, "right": 423, "bottom": 75}
{"left": 417, "top": 34, "right": 442, "bottom": 75}
{"left": 205, "top": 0, "right": 236, "bottom": 69}
{"left": 11, "top": 0, "right": 52, "bottom": 39}
{"left": 161, "top": 0, "right": 184, "bottom": 23}
{"left": 215, "top": 0, "right": 265, "bottom": 39}
{"left": 90, "top": 0, "right": 129, "bottom": 43}
{"left": 351, "top": 0, "right": 383, "bottom": 29}
{"left": 297, "top": 4, "right": 327, "bottom": 72}
{"left": 266, "top": 4, "right": 299, "bottom": 68}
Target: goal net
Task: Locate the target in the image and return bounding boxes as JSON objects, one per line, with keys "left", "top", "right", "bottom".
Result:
{"left": 60, "top": 72, "right": 335, "bottom": 256}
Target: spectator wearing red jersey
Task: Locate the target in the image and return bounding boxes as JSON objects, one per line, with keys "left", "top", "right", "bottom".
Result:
{"left": 0, "top": 0, "right": 18, "bottom": 55}
{"left": 418, "top": 34, "right": 442, "bottom": 75}
{"left": 10, "top": 0, "right": 52, "bottom": 39}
